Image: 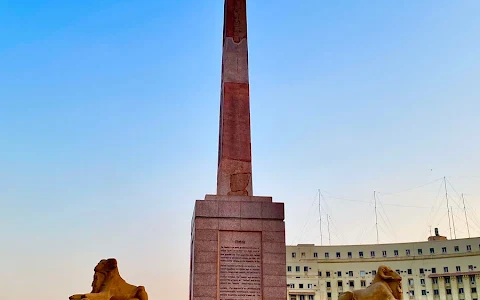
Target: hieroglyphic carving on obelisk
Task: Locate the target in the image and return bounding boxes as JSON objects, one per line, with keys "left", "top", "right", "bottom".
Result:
{"left": 217, "top": 0, "right": 253, "bottom": 196}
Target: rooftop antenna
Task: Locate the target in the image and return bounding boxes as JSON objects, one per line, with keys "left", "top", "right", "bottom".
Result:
{"left": 327, "top": 214, "right": 331, "bottom": 246}
{"left": 444, "top": 177, "right": 453, "bottom": 239}
{"left": 318, "top": 189, "right": 323, "bottom": 246}
{"left": 451, "top": 206, "right": 457, "bottom": 239}
{"left": 462, "top": 193, "right": 471, "bottom": 238}
{"left": 374, "top": 191, "right": 379, "bottom": 244}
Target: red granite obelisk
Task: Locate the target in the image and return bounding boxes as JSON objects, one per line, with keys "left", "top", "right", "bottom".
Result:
{"left": 189, "top": 1, "right": 287, "bottom": 300}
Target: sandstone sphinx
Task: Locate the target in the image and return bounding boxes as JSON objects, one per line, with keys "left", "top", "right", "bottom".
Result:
{"left": 338, "top": 265, "right": 403, "bottom": 300}
{"left": 69, "top": 258, "right": 148, "bottom": 300}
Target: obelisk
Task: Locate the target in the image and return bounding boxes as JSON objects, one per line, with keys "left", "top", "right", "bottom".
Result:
{"left": 189, "top": 1, "right": 287, "bottom": 300}
{"left": 217, "top": 0, "right": 252, "bottom": 196}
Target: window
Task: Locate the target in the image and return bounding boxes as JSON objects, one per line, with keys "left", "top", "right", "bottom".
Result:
{"left": 338, "top": 271, "right": 342, "bottom": 277}
{"left": 290, "top": 295, "right": 296, "bottom": 300}
{"left": 308, "top": 295, "right": 314, "bottom": 300}
{"left": 290, "top": 284, "right": 295, "bottom": 289}
{"left": 446, "top": 288, "right": 452, "bottom": 295}
{"left": 301, "top": 252, "right": 306, "bottom": 258}
{"left": 349, "top": 280, "right": 355, "bottom": 287}
{"left": 359, "top": 251, "right": 364, "bottom": 258}
{"left": 396, "top": 269, "right": 401, "bottom": 274}
{"left": 456, "top": 266, "right": 461, "bottom": 272}
{"left": 455, "top": 246, "right": 460, "bottom": 252}
{"left": 288, "top": 266, "right": 292, "bottom": 272}
{"left": 444, "top": 267, "right": 449, "bottom": 272}
{"left": 434, "top": 289, "right": 439, "bottom": 295}
{"left": 442, "top": 247, "right": 447, "bottom": 253}
{"left": 409, "top": 290, "right": 415, "bottom": 296}
{"left": 408, "top": 269, "right": 412, "bottom": 275}
{"left": 457, "top": 276, "right": 463, "bottom": 283}
{"left": 422, "top": 290, "right": 427, "bottom": 295}
{"left": 471, "top": 275, "right": 476, "bottom": 284}
{"left": 470, "top": 265, "right": 475, "bottom": 271}
{"left": 432, "top": 278, "right": 438, "bottom": 284}
{"left": 432, "top": 267, "right": 437, "bottom": 274}
{"left": 420, "top": 268, "right": 424, "bottom": 274}
{"left": 467, "top": 245, "right": 472, "bottom": 251}
{"left": 336, "top": 252, "right": 341, "bottom": 258}
{"left": 292, "top": 252, "right": 296, "bottom": 258}
{"left": 408, "top": 279, "right": 414, "bottom": 286}
{"left": 296, "top": 266, "right": 300, "bottom": 272}
{"left": 326, "top": 281, "right": 331, "bottom": 288}
{"left": 338, "top": 280, "right": 343, "bottom": 287}
{"left": 371, "top": 270, "right": 377, "bottom": 276}
{"left": 318, "top": 271, "right": 322, "bottom": 277}
{"left": 459, "top": 288, "right": 464, "bottom": 294}
{"left": 308, "top": 283, "right": 312, "bottom": 288}
{"left": 300, "top": 295, "right": 305, "bottom": 300}
{"left": 418, "top": 248, "right": 423, "bottom": 255}
{"left": 299, "top": 284, "right": 304, "bottom": 289}
{"left": 445, "top": 277, "right": 451, "bottom": 284}
{"left": 394, "top": 250, "right": 399, "bottom": 256}
{"left": 361, "top": 280, "right": 366, "bottom": 287}
{"left": 313, "top": 252, "right": 318, "bottom": 258}
{"left": 430, "top": 248, "right": 435, "bottom": 254}
{"left": 370, "top": 251, "right": 375, "bottom": 257}
{"left": 406, "top": 249, "right": 411, "bottom": 256}
{"left": 348, "top": 252, "right": 352, "bottom": 258}
{"left": 325, "top": 252, "right": 329, "bottom": 258}
{"left": 360, "top": 271, "right": 366, "bottom": 276}
{"left": 326, "top": 271, "right": 331, "bottom": 277}
{"left": 348, "top": 271, "right": 354, "bottom": 277}
{"left": 421, "top": 279, "right": 425, "bottom": 285}
{"left": 304, "top": 266, "right": 308, "bottom": 272}
{"left": 327, "top": 292, "right": 332, "bottom": 298}
{"left": 382, "top": 250, "right": 387, "bottom": 257}
{"left": 472, "top": 287, "right": 477, "bottom": 293}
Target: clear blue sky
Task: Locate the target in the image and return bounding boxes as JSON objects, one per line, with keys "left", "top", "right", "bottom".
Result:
{"left": 1, "top": 1, "right": 480, "bottom": 299}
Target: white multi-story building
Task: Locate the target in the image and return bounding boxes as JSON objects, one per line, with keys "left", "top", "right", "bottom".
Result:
{"left": 286, "top": 230, "right": 480, "bottom": 300}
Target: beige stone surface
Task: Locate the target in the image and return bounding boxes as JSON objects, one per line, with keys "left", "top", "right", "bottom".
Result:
{"left": 69, "top": 258, "right": 147, "bottom": 300}
{"left": 338, "top": 265, "right": 403, "bottom": 300}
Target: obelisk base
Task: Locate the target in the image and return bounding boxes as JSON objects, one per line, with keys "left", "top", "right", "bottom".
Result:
{"left": 189, "top": 195, "right": 287, "bottom": 300}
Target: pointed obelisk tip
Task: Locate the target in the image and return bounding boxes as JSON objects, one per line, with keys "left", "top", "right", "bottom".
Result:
{"left": 217, "top": 0, "right": 253, "bottom": 196}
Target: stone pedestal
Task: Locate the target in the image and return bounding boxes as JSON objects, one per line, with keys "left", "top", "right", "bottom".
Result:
{"left": 189, "top": 195, "right": 287, "bottom": 300}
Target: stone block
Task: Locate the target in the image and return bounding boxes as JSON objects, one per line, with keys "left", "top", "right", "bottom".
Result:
{"left": 263, "top": 242, "right": 286, "bottom": 254}
{"left": 263, "top": 263, "right": 286, "bottom": 276}
{"left": 263, "top": 253, "right": 286, "bottom": 264}
{"left": 262, "top": 202, "right": 284, "bottom": 219}
{"left": 193, "top": 251, "right": 217, "bottom": 263}
{"left": 195, "top": 229, "right": 218, "bottom": 241}
{"left": 193, "top": 285, "right": 217, "bottom": 298}
{"left": 263, "top": 275, "right": 286, "bottom": 287}
{"left": 263, "top": 286, "right": 287, "bottom": 299}
{"left": 262, "top": 220, "right": 285, "bottom": 232}
{"left": 240, "top": 201, "right": 262, "bottom": 218}
{"left": 218, "top": 218, "right": 241, "bottom": 230}
{"left": 195, "top": 218, "right": 218, "bottom": 230}
{"left": 193, "top": 273, "right": 217, "bottom": 287}
{"left": 218, "top": 201, "right": 241, "bottom": 218}
{"left": 204, "top": 194, "right": 272, "bottom": 202}
{"left": 263, "top": 231, "right": 285, "bottom": 243}
{"left": 240, "top": 219, "right": 262, "bottom": 231}
{"left": 195, "top": 241, "right": 218, "bottom": 252}
{"left": 195, "top": 200, "right": 218, "bottom": 217}
{"left": 194, "top": 262, "right": 217, "bottom": 274}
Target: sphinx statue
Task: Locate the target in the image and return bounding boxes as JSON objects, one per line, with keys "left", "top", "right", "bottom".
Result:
{"left": 338, "top": 265, "right": 403, "bottom": 300}
{"left": 69, "top": 258, "right": 148, "bottom": 300}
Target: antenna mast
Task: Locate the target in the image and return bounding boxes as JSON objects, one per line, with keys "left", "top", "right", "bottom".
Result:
{"left": 318, "top": 189, "right": 323, "bottom": 246}
{"left": 451, "top": 206, "right": 457, "bottom": 239}
{"left": 327, "top": 214, "right": 331, "bottom": 245}
{"left": 374, "top": 191, "right": 379, "bottom": 244}
{"left": 462, "top": 193, "right": 471, "bottom": 238}
{"left": 444, "top": 177, "right": 453, "bottom": 239}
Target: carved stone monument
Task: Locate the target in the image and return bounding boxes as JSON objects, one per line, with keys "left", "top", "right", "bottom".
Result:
{"left": 189, "top": 1, "right": 287, "bottom": 300}
{"left": 338, "top": 265, "right": 403, "bottom": 300}
{"left": 69, "top": 258, "right": 148, "bottom": 300}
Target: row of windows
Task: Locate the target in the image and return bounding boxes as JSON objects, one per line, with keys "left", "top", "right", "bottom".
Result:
{"left": 289, "top": 295, "right": 314, "bottom": 300}
{"left": 292, "top": 244, "right": 476, "bottom": 259}
{"left": 289, "top": 287, "right": 478, "bottom": 298}
{"left": 287, "top": 266, "right": 476, "bottom": 275}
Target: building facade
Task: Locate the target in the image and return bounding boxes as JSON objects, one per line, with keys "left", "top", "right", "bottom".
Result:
{"left": 286, "top": 234, "right": 480, "bottom": 300}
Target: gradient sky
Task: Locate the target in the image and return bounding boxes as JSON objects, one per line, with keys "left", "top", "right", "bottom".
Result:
{"left": 1, "top": 1, "right": 480, "bottom": 299}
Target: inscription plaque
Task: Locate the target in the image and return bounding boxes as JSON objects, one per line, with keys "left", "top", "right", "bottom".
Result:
{"left": 219, "top": 231, "right": 262, "bottom": 300}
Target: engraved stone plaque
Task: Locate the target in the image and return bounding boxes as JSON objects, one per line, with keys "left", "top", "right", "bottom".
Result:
{"left": 219, "top": 231, "right": 262, "bottom": 300}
